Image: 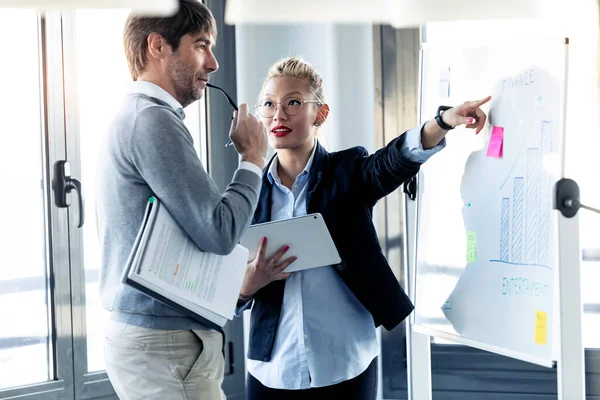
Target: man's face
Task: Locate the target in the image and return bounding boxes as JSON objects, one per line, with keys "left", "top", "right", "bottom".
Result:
{"left": 166, "top": 31, "right": 218, "bottom": 108}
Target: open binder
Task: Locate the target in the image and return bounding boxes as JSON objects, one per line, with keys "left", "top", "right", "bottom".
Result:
{"left": 122, "top": 197, "right": 249, "bottom": 330}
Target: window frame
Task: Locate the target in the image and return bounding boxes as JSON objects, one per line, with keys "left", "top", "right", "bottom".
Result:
{"left": 0, "top": 11, "right": 75, "bottom": 400}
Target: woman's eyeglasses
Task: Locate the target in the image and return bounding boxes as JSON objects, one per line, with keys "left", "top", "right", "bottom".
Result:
{"left": 255, "top": 98, "right": 322, "bottom": 118}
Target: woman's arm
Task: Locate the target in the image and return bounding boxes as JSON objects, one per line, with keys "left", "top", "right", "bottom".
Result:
{"left": 356, "top": 96, "right": 491, "bottom": 204}
{"left": 421, "top": 96, "right": 491, "bottom": 149}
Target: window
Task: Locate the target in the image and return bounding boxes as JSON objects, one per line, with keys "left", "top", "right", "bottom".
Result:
{"left": 0, "top": 10, "right": 50, "bottom": 391}
{"left": 0, "top": 4, "right": 223, "bottom": 398}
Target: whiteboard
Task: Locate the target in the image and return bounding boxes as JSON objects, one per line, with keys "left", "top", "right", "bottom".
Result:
{"left": 413, "top": 39, "right": 568, "bottom": 367}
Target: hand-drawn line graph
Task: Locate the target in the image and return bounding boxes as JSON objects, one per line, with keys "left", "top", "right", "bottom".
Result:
{"left": 491, "top": 121, "right": 553, "bottom": 269}
{"left": 498, "top": 94, "right": 547, "bottom": 191}
{"left": 500, "top": 198, "right": 510, "bottom": 261}
{"left": 526, "top": 147, "right": 540, "bottom": 264}
{"left": 537, "top": 121, "right": 553, "bottom": 266}
{"left": 512, "top": 177, "right": 524, "bottom": 263}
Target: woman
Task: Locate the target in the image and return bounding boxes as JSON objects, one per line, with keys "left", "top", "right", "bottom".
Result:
{"left": 236, "top": 56, "right": 490, "bottom": 399}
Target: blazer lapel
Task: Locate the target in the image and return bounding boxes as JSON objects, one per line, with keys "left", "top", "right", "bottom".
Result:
{"left": 253, "top": 155, "right": 276, "bottom": 224}
{"left": 255, "top": 143, "right": 329, "bottom": 219}
{"left": 306, "top": 141, "right": 329, "bottom": 214}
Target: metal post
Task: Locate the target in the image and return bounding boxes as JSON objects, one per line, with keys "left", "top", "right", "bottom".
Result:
{"left": 407, "top": 330, "right": 432, "bottom": 400}
{"left": 405, "top": 173, "right": 432, "bottom": 400}
{"left": 554, "top": 178, "right": 586, "bottom": 399}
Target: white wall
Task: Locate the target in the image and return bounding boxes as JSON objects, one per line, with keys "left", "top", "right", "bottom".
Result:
{"left": 235, "top": 23, "right": 376, "bottom": 153}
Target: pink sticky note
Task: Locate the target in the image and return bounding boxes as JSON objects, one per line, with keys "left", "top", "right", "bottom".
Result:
{"left": 486, "top": 126, "right": 504, "bottom": 158}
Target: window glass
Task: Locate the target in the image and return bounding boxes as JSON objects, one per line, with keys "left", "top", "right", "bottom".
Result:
{"left": 0, "top": 10, "right": 50, "bottom": 389}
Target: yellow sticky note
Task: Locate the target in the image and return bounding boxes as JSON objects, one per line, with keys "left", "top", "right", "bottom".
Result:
{"left": 467, "top": 231, "right": 477, "bottom": 263}
{"left": 535, "top": 310, "right": 547, "bottom": 345}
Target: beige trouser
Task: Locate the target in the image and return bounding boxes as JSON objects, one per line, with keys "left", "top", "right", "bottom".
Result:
{"left": 104, "top": 320, "right": 226, "bottom": 400}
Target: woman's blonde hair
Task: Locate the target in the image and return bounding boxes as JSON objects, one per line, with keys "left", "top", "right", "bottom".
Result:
{"left": 258, "top": 56, "right": 326, "bottom": 104}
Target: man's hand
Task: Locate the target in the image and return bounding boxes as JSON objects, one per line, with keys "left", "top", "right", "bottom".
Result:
{"left": 229, "top": 104, "right": 268, "bottom": 169}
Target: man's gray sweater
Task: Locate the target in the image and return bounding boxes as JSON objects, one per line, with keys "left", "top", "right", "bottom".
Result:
{"left": 96, "top": 93, "right": 261, "bottom": 330}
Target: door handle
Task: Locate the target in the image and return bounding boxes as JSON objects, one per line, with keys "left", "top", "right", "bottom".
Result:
{"left": 52, "top": 160, "right": 85, "bottom": 228}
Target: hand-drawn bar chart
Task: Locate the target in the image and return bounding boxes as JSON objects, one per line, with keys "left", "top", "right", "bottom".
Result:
{"left": 494, "top": 121, "right": 553, "bottom": 269}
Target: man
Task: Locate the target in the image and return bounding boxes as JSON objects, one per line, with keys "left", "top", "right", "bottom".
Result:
{"left": 96, "top": 1, "right": 267, "bottom": 399}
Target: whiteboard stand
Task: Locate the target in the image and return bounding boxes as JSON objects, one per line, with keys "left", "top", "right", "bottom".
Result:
{"left": 407, "top": 327, "right": 432, "bottom": 400}
{"left": 405, "top": 177, "right": 588, "bottom": 399}
{"left": 404, "top": 176, "right": 433, "bottom": 400}
{"left": 554, "top": 178, "right": 586, "bottom": 400}
{"left": 582, "top": 248, "right": 600, "bottom": 261}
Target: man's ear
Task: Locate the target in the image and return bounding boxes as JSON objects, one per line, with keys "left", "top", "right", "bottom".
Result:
{"left": 147, "top": 33, "right": 167, "bottom": 60}
{"left": 315, "top": 104, "right": 330, "bottom": 126}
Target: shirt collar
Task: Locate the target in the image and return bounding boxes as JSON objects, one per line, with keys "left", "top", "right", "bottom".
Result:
{"left": 127, "top": 81, "right": 185, "bottom": 119}
{"left": 268, "top": 139, "right": 319, "bottom": 185}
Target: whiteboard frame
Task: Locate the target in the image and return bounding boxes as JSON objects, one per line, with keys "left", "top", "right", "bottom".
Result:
{"left": 407, "top": 37, "right": 586, "bottom": 399}
{"left": 555, "top": 212, "right": 585, "bottom": 399}
{"left": 412, "top": 38, "right": 566, "bottom": 365}
{"left": 412, "top": 324, "right": 554, "bottom": 367}
{"left": 406, "top": 27, "right": 434, "bottom": 400}
{"left": 554, "top": 39, "right": 586, "bottom": 400}
{"left": 405, "top": 170, "right": 433, "bottom": 400}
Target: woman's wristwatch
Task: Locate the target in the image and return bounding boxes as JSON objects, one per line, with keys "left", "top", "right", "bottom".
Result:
{"left": 435, "top": 105, "right": 454, "bottom": 130}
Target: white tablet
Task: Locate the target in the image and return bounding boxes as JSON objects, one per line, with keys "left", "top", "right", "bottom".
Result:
{"left": 239, "top": 213, "right": 341, "bottom": 273}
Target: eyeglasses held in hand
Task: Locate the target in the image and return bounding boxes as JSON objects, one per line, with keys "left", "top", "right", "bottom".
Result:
{"left": 206, "top": 83, "right": 237, "bottom": 147}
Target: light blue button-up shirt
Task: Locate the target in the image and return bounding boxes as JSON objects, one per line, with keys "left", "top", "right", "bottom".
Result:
{"left": 245, "top": 124, "right": 445, "bottom": 389}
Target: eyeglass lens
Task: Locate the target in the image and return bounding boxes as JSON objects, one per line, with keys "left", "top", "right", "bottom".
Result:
{"left": 257, "top": 99, "right": 303, "bottom": 118}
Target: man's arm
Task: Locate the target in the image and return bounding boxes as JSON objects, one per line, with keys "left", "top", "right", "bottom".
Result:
{"left": 130, "top": 106, "right": 261, "bottom": 255}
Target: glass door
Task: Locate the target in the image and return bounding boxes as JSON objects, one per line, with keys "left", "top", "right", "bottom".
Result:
{"left": 0, "top": 11, "right": 75, "bottom": 400}
{"left": 0, "top": 8, "right": 209, "bottom": 400}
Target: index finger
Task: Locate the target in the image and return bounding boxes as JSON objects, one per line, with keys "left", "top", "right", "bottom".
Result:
{"left": 238, "top": 103, "right": 249, "bottom": 118}
{"left": 468, "top": 96, "right": 492, "bottom": 110}
{"left": 230, "top": 110, "right": 238, "bottom": 128}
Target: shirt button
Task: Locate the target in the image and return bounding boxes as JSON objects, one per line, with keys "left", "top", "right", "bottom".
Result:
{"left": 305, "top": 347, "right": 309, "bottom": 352}
{"left": 304, "top": 334, "right": 308, "bottom": 339}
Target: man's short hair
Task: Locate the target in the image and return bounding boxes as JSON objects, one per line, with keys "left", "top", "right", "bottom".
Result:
{"left": 124, "top": 0, "right": 217, "bottom": 80}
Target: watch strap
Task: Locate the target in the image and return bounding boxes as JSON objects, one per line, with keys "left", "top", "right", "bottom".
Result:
{"left": 435, "top": 106, "right": 454, "bottom": 130}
